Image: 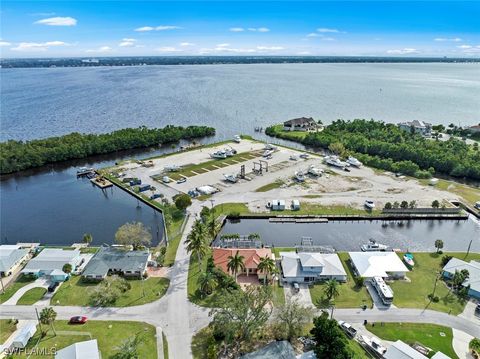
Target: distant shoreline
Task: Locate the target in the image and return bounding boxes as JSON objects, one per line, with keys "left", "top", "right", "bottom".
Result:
{"left": 1, "top": 55, "right": 478, "bottom": 68}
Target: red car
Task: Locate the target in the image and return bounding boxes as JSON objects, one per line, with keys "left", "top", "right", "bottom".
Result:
{"left": 69, "top": 316, "right": 88, "bottom": 324}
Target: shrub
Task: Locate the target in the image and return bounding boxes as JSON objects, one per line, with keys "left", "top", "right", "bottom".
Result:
{"left": 441, "top": 255, "right": 453, "bottom": 266}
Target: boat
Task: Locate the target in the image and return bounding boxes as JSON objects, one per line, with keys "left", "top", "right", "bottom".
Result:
{"left": 290, "top": 155, "right": 298, "bottom": 161}
{"left": 361, "top": 239, "right": 389, "bottom": 252}
{"left": 233, "top": 135, "right": 241, "bottom": 143}
{"left": 299, "top": 153, "right": 309, "bottom": 159}
{"left": 164, "top": 164, "right": 181, "bottom": 172}
{"left": 223, "top": 173, "right": 238, "bottom": 183}
{"left": 224, "top": 148, "right": 236, "bottom": 157}
{"left": 76, "top": 167, "right": 94, "bottom": 176}
{"left": 263, "top": 149, "right": 274, "bottom": 157}
{"left": 347, "top": 156, "right": 363, "bottom": 167}
{"left": 210, "top": 150, "right": 227, "bottom": 159}
{"left": 361, "top": 335, "right": 387, "bottom": 357}
{"left": 324, "top": 155, "right": 349, "bottom": 168}
{"left": 264, "top": 143, "right": 277, "bottom": 150}
{"left": 307, "top": 165, "right": 323, "bottom": 177}
{"left": 176, "top": 177, "right": 187, "bottom": 184}
{"left": 294, "top": 171, "right": 305, "bottom": 182}
{"left": 403, "top": 253, "right": 415, "bottom": 267}
{"left": 364, "top": 200, "right": 375, "bottom": 209}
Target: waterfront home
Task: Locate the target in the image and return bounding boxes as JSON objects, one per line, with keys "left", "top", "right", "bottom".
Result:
{"left": 283, "top": 117, "right": 318, "bottom": 132}
{"left": 398, "top": 120, "right": 432, "bottom": 136}
{"left": 55, "top": 339, "right": 100, "bottom": 359}
{"left": 467, "top": 124, "right": 480, "bottom": 134}
{"left": 22, "top": 248, "right": 82, "bottom": 281}
{"left": 212, "top": 248, "right": 274, "bottom": 281}
{"left": 442, "top": 257, "right": 480, "bottom": 299}
{"left": 384, "top": 340, "right": 450, "bottom": 359}
{"left": 0, "top": 245, "right": 30, "bottom": 277}
{"left": 240, "top": 340, "right": 296, "bottom": 359}
{"left": 348, "top": 252, "right": 409, "bottom": 279}
{"left": 280, "top": 252, "right": 347, "bottom": 284}
{"left": 82, "top": 246, "right": 150, "bottom": 280}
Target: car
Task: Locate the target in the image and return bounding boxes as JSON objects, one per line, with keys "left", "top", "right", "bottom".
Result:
{"left": 364, "top": 200, "right": 375, "bottom": 209}
{"left": 47, "top": 282, "right": 59, "bottom": 292}
{"left": 69, "top": 316, "right": 88, "bottom": 324}
{"left": 292, "top": 282, "right": 300, "bottom": 293}
{"left": 475, "top": 201, "right": 480, "bottom": 210}
{"left": 176, "top": 177, "right": 186, "bottom": 184}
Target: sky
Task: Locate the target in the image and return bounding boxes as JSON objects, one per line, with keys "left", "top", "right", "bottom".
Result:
{"left": 1, "top": 1, "right": 479, "bottom": 58}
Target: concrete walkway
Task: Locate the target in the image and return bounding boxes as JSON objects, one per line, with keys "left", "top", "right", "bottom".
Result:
{"left": 2, "top": 278, "right": 49, "bottom": 305}
{"left": 284, "top": 283, "right": 314, "bottom": 307}
{"left": 452, "top": 328, "right": 474, "bottom": 359}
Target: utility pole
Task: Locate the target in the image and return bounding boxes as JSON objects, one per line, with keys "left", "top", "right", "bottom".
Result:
{"left": 209, "top": 199, "right": 216, "bottom": 240}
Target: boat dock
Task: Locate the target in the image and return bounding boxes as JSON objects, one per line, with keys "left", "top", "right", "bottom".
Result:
{"left": 269, "top": 217, "right": 329, "bottom": 223}
{"left": 90, "top": 176, "right": 113, "bottom": 189}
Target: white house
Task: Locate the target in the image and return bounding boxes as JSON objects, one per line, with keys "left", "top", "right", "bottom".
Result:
{"left": 0, "top": 245, "right": 29, "bottom": 277}
{"left": 384, "top": 340, "right": 451, "bottom": 359}
{"left": 348, "top": 252, "right": 409, "bottom": 279}
{"left": 55, "top": 339, "right": 100, "bottom": 359}
{"left": 22, "top": 248, "right": 82, "bottom": 281}
{"left": 398, "top": 120, "right": 432, "bottom": 136}
{"left": 280, "top": 252, "right": 347, "bottom": 284}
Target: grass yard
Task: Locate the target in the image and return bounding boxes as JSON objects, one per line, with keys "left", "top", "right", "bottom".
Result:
{"left": 419, "top": 178, "right": 480, "bottom": 204}
{"left": 367, "top": 322, "right": 457, "bottom": 358}
{"left": 390, "top": 252, "right": 480, "bottom": 315}
{"left": 0, "top": 275, "right": 36, "bottom": 304}
{"left": 51, "top": 275, "right": 169, "bottom": 307}
{"left": 272, "top": 247, "right": 295, "bottom": 258}
{"left": 163, "top": 332, "right": 169, "bottom": 359}
{"left": 255, "top": 180, "right": 285, "bottom": 192}
{"left": 163, "top": 216, "right": 186, "bottom": 266}
{"left": 17, "top": 287, "right": 47, "bottom": 305}
{"left": 0, "top": 319, "right": 17, "bottom": 343}
{"left": 17, "top": 320, "right": 157, "bottom": 359}
{"left": 310, "top": 253, "right": 373, "bottom": 309}
{"left": 272, "top": 284, "right": 286, "bottom": 307}
{"left": 267, "top": 124, "right": 309, "bottom": 141}
{"left": 348, "top": 340, "right": 370, "bottom": 359}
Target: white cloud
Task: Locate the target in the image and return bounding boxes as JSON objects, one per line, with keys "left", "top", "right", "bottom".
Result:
{"left": 307, "top": 33, "right": 320, "bottom": 37}
{"left": 86, "top": 46, "right": 112, "bottom": 53}
{"left": 256, "top": 46, "right": 284, "bottom": 50}
{"left": 231, "top": 27, "right": 269, "bottom": 33}
{"left": 200, "top": 44, "right": 283, "bottom": 54}
{"left": 317, "top": 28, "right": 340, "bottom": 33}
{"left": 459, "top": 45, "right": 480, "bottom": 54}
{"left": 434, "top": 37, "right": 462, "bottom": 42}
{"left": 457, "top": 45, "right": 472, "bottom": 49}
{"left": 229, "top": 27, "right": 245, "bottom": 32}
{"left": 29, "top": 12, "right": 56, "bottom": 17}
{"left": 119, "top": 38, "right": 137, "bottom": 47}
{"left": 35, "top": 16, "right": 77, "bottom": 26}
{"left": 297, "top": 51, "right": 311, "bottom": 55}
{"left": 135, "top": 25, "right": 181, "bottom": 32}
{"left": 216, "top": 43, "right": 230, "bottom": 47}
{"left": 257, "top": 27, "right": 270, "bottom": 32}
{"left": 386, "top": 48, "right": 419, "bottom": 55}
{"left": 11, "top": 41, "right": 69, "bottom": 51}
{"left": 0, "top": 40, "right": 11, "bottom": 47}
{"left": 156, "top": 46, "right": 182, "bottom": 52}
{"left": 180, "top": 42, "right": 195, "bottom": 46}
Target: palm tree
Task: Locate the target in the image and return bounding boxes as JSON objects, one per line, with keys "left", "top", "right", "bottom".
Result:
{"left": 227, "top": 251, "right": 245, "bottom": 282}
{"left": 469, "top": 338, "right": 480, "bottom": 357}
{"left": 198, "top": 271, "right": 217, "bottom": 296}
{"left": 185, "top": 220, "right": 208, "bottom": 269}
{"left": 112, "top": 333, "right": 144, "bottom": 359}
{"left": 39, "top": 307, "right": 57, "bottom": 335}
{"left": 324, "top": 279, "right": 340, "bottom": 301}
{"left": 83, "top": 233, "right": 93, "bottom": 246}
{"left": 257, "top": 256, "right": 277, "bottom": 285}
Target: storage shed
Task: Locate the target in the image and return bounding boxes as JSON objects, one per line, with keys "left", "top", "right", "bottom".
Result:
{"left": 12, "top": 322, "right": 37, "bottom": 349}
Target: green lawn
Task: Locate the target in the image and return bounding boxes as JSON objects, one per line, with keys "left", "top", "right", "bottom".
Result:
{"left": 348, "top": 340, "right": 370, "bottom": 359}
{"left": 191, "top": 326, "right": 215, "bottom": 359}
{"left": 51, "top": 275, "right": 169, "bottom": 307}
{"left": 272, "top": 285, "right": 286, "bottom": 307}
{"left": 390, "top": 252, "right": 480, "bottom": 315}
{"left": 0, "top": 319, "right": 17, "bottom": 343}
{"left": 367, "top": 323, "right": 457, "bottom": 358}
{"left": 0, "top": 275, "right": 36, "bottom": 304}
{"left": 16, "top": 320, "right": 157, "bottom": 358}
{"left": 310, "top": 253, "right": 373, "bottom": 309}
{"left": 272, "top": 247, "right": 295, "bottom": 258}
{"left": 163, "top": 216, "right": 186, "bottom": 266}
{"left": 267, "top": 124, "right": 310, "bottom": 141}
{"left": 17, "top": 287, "right": 47, "bottom": 305}
{"left": 419, "top": 178, "right": 480, "bottom": 205}
{"left": 255, "top": 180, "right": 285, "bottom": 192}
{"left": 162, "top": 332, "right": 169, "bottom": 359}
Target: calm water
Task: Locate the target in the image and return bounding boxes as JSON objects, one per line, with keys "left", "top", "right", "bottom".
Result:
{"left": 2, "top": 63, "right": 480, "bottom": 141}
{"left": 219, "top": 218, "right": 480, "bottom": 252}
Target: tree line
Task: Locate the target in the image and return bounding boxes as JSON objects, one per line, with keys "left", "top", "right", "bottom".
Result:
{"left": 0, "top": 125, "right": 215, "bottom": 174}
{"left": 266, "top": 119, "right": 480, "bottom": 180}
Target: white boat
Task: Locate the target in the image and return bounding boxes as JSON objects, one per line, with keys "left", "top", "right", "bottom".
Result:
{"left": 77, "top": 167, "right": 94, "bottom": 175}
{"left": 263, "top": 149, "right": 274, "bottom": 157}
{"left": 307, "top": 165, "right": 323, "bottom": 177}
{"left": 294, "top": 171, "right": 305, "bottom": 182}
{"left": 162, "top": 176, "right": 171, "bottom": 183}
{"left": 210, "top": 150, "right": 227, "bottom": 159}
{"left": 264, "top": 143, "right": 277, "bottom": 150}
{"left": 361, "top": 335, "right": 387, "bottom": 357}
{"left": 299, "top": 153, "right": 309, "bottom": 159}
{"left": 164, "top": 164, "right": 181, "bottom": 172}
{"left": 361, "top": 239, "right": 389, "bottom": 252}
{"left": 403, "top": 253, "right": 415, "bottom": 267}
{"left": 233, "top": 135, "right": 241, "bottom": 143}
{"left": 224, "top": 148, "right": 235, "bottom": 157}
{"left": 290, "top": 155, "right": 298, "bottom": 161}
{"left": 364, "top": 200, "right": 375, "bottom": 209}
{"left": 325, "top": 155, "right": 349, "bottom": 168}
{"left": 347, "top": 156, "right": 362, "bottom": 167}
{"left": 223, "top": 173, "right": 238, "bottom": 183}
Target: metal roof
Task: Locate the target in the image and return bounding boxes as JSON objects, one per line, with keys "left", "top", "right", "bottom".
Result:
{"left": 443, "top": 257, "right": 480, "bottom": 293}
{"left": 0, "top": 246, "right": 28, "bottom": 273}
{"left": 82, "top": 247, "right": 149, "bottom": 277}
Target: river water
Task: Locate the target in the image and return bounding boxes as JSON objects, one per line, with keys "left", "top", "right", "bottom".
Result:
{"left": 1, "top": 63, "right": 479, "bottom": 246}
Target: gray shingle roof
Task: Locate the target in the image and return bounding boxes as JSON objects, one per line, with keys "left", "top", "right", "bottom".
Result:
{"left": 443, "top": 257, "right": 480, "bottom": 293}
{"left": 82, "top": 247, "right": 149, "bottom": 277}
{"left": 0, "top": 246, "right": 28, "bottom": 273}
{"left": 23, "top": 248, "right": 80, "bottom": 273}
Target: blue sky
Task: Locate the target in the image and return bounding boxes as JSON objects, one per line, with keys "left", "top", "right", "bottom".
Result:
{"left": 1, "top": 1, "right": 479, "bottom": 58}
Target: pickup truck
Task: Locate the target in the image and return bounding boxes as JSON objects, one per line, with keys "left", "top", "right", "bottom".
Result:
{"left": 337, "top": 320, "right": 357, "bottom": 338}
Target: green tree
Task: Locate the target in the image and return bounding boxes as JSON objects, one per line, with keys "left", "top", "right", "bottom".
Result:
{"left": 185, "top": 220, "right": 209, "bottom": 268}
{"left": 400, "top": 201, "right": 409, "bottom": 209}
{"left": 257, "top": 255, "right": 277, "bottom": 285}
{"left": 384, "top": 202, "right": 392, "bottom": 210}
{"left": 198, "top": 271, "right": 217, "bottom": 296}
{"left": 324, "top": 279, "right": 340, "bottom": 301}
{"left": 62, "top": 263, "right": 72, "bottom": 274}
{"left": 174, "top": 193, "right": 192, "bottom": 211}
{"left": 111, "top": 332, "right": 145, "bottom": 359}
{"left": 434, "top": 239, "right": 444, "bottom": 253}
{"left": 311, "top": 312, "right": 352, "bottom": 359}
{"left": 39, "top": 307, "right": 57, "bottom": 336}
{"left": 393, "top": 201, "right": 400, "bottom": 209}
{"left": 432, "top": 200, "right": 440, "bottom": 208}
{"left": 469, "top": 338, "right": 480, "bottom": 356}
{"left": 328, "top": 142, "right": 346, "bottom": 157}
{"left": 227, "top": 251, "right": 245, "bottom": 282}
{"left": 408, "top": 200, "right": 417, "bottom": 209}
{"left": 274, "top": 298, "right": 314, "bottom": 341}
{"left": 83, "top": 233, "right": 93, "bottom": 245}
{"left": 452, "top": 269, "right": 469, "bottom": 292}
{"left": 115, "top": 222, "right": 152, "bottom": 250}
{"left": 89, "top": 286, "right": 119, "bottom": 306}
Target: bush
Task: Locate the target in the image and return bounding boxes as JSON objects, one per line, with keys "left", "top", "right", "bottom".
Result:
{"left": 441, "top": 255, "right": 453, "bottom": 266}
{"left": 174, "top": 194, "right": 192, "bottom": 211}
{"left": 427, "top": 293, "right": 440, "bottom": 302}
{"left": 228, "top": 211, "right": 241, "bottom": 219}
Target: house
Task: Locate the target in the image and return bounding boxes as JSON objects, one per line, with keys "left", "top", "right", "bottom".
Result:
{"left": 283, "top": 117, "right": 318, "bottom": 132}
{"left": 348, "top": 252, "right": 409, "bottom": 279}
{"left": 398, "top": 120, "right": 432, "bottom": 136}
{"left": 55, "top": 339, "right": 100, "bottom": 359}
{"left": 11, "top": 322, "right": 37, "bottom": 349}
{"left": 280, "top": 252, "right": 347, "bottom": 284}
{"left": 467, "top": 124, "right": 480, "bottom": 134}
{"left": 240, "top": 340, "right": 296, "bottom": 359}
{"left": 0, "top": 245, "right": 29, "bottom": 277}
{"left": 22, "top": 248, "right": 82, "bottom": 281}
{"left": 384, "top": 340, "right": 451, "bottom": 359}
{"left": 212, "top": 248, "right": 275, "bottom": 281}
{"left": 82, "top": 246, "right": 150, "bottom": 280}
{"left": 271, "top": 199, "right": 286, "bottom": 211}
{"left": 442, "top": 257, "right": 480, "bottom": 299}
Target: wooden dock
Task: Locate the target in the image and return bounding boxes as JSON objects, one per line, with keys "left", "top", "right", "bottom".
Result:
{"left": 90, "top": 177, "right": 113, "bottom": 189}
{"left": 269, "top": 217, "right": 329, "bottom": 223}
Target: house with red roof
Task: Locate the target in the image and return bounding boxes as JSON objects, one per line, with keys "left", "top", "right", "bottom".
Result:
{"left": 212, "top": 248, "right": 275, "bottom": 281}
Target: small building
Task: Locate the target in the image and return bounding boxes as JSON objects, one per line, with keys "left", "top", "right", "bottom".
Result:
{"left": 11, "top": 322, "right": 37, "bottom": 349}
{"left": 212, "top": 248, "right": 275, "bottom": 281}
{"left": 348, "top": 252, "right": 409, "bottom": 279}
{"left": 22, "top": 248, "right": 82, "bottom": 281}
{"left": 55, "top": 339, "right": 100, "bottom": 359}
{"left": 442, "top": 257, "right": 480, "bottom": 299}
{"left": 271, "top": 199, "right": 286, "bottom": 211}
{"left": 291, "top": 200, "right": 300, "bottom": 211}
{"left": 280, "top": 252, "right": 347, "bottom": 284}
{"left": 467, "top": 124, "right": 480, "bottom": 134}
{"left": 82, "top": 246, "right": 150, "bottom": 280}
{"left": 0, "top": 245, "right": 29, "bottom": 277}
{"left": 398, "top": 120, "right": 432, "bottom": 136}
{"left": 241, "top": 340, "right": 296, "bottom": 359}
{"left": 384, "top": 340, "right": 450, "bottom": 359}
{"left": 283, "top": 117, "right": 318, "bottom": 132}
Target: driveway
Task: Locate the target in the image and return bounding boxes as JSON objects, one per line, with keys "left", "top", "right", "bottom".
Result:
{"left": 2, "top": 278, "right": 49, "bottom": 305}
{"left": 365, "top": 280, "right": 396, "bottom": 310}
{"left": 284, "top": 283, "right": 314, "bottom": 307}
{"left": 452, "top": 328, "right": 474, "bottom": 359}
